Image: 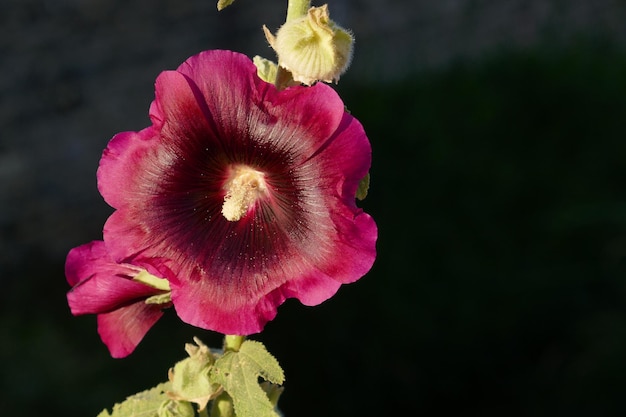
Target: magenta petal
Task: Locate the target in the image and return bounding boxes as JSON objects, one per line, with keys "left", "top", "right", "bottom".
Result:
{"left": 277, "top": 271, "right": 342, "bottom": 306}
{"left": 65, "top": 240, "right": 110, "bottom": 286}
{"left": 97, "top": 301, "right": 164, "bottom": 358}
{"left": 177, "top": 51, "right": 346, "bottom": 162}
{"left": 155, "top": 69, "right": 218, "bottom": 146}
{"left": 67, "top": 267, "right": 161, "bottom": 316}
{"left": 171, "top": 270, "right": 343, "bottom": 335}
{"left": 303, "top": 115, "right": 377, "bottom": 283}
{"left": 65, "top": 240, "right": 168, "bottom": 357}
{"left": 66, "top": 241, "right": 161, "bottom": 315}
{"left": 97, "top": 128, "right": 158, "bottom": 210}
{"left": 102, "top": 210, "right": 151, "bottom": 263}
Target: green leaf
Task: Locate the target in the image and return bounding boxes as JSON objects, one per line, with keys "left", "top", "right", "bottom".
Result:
{"left": 217, "top": 0, "right": 236, "bottom": 11}
{"left": 97, "top": 382, "right": 180, "bottom": 417}
{"left": 210, "top": 340, "right": 284, "bottom": 417}
{"left": 241, "top": 341, "right": 284, "bottom": 384}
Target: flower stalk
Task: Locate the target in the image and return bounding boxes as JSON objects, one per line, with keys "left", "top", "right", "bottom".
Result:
{"left": 209, "top": 392, "right": 234, "bottom": 417}
{"left": 224, "top": 335, "right": 245, "bottom": 352}
{"left": 286, "top": 0, "right": 311, "bottom": 22}
{"left": 274, "top": 0, "right": 311, "bottom": 89}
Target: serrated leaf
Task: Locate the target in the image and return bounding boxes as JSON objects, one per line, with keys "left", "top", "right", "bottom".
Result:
{"left": 97, "top": 382, "right": 174, "bottom": 417}
{"left": 238, "top": 341, "right": 284, "bottom": 384}
{"left": 217, "top": 0, "right": 236, "bottom": 11}
{"left": 210, "top": 340, "right": 284, "bottom": 417}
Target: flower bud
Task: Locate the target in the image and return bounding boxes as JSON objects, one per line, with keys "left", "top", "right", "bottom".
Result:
{"left": 264, "top": 4, "right": 354, "bottom": 85}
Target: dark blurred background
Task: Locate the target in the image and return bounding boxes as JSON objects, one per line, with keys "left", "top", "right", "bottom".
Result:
{"left": 3, "top": 0, "right": 626, "bottom": 416}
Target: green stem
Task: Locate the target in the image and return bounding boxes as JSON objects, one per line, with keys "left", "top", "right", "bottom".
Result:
{"left": 224, "top": 335, "right": 245, "bottom": 352}
{"left": 286, "top": 0, "right": 311, "bottom": 22}
{"left": 274, "top": 0, "right": 311, "bottom": 90}
{"left": 209, "top": 392, "right": 234, "bottom": 417}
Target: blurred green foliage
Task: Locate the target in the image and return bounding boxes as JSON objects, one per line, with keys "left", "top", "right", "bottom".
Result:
{"left": 3, "top": 39, "right": 626, "bottom": 417}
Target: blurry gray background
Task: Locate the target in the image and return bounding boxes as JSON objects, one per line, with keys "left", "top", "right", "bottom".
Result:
{"left": 3, "top": 0, "right": 626, "bottom": 268}
{"left": 3, "top": 0, "right": 626, "bottom": 416}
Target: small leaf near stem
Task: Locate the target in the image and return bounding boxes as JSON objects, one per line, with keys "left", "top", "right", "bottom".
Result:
{"left": 253, "top": 56, "right": 279, "bottom": 83}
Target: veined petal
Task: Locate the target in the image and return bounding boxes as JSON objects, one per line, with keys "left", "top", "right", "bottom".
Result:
{"left": 67, "top": 271, "right": 160, "bottom": 316}
{"left": 97, "top": 127, "right": 158, "bottom": 210}
{"left": 177, "top": 50, "right": 347, "bottom": 163}
{"left": 65, "top": 241, "right": 169, "bottom": 357}
{"left": 97, "top": 301, "right": 164, "bottom": 358}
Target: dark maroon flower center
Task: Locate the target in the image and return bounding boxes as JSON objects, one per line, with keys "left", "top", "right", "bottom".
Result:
{"left": 138, "top": 132, "right": 314, "bottom": 287}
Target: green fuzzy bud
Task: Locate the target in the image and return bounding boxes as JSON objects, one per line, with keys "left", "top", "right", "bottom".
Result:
{"left": 264, "top": 4, "right": 354, "bottom": 85}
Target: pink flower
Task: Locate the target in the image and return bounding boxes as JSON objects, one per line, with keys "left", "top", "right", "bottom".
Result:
{"left": 66, "top": 241, "right": 171, "bottom": 357}
{"left": 71, "top": 49, "right": 377, "bottom": 342}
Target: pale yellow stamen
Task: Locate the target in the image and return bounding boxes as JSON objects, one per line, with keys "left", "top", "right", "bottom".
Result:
{"left": 221, "top": 166, "right": 267, "bottom": 221}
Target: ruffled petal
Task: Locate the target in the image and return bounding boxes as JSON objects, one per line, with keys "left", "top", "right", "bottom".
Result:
{"left": 66, "top": 241, "right": 164, "bottom": 315}
{"left": 155, "top": 69, "right": 221, "bottom": 155}
{"left": 177, "top": 50, "right": 347, "bottom": 164}
{"left": 97, "top": 127, "right": 158, "bottom": 210}
{"left": 296, "top": 113, "right": 377, "bottom": 283}
{"left": 97, "top": 301, "right": 164, "bottom": 358}
{"left": 67, "top": 267, "right": 160, "bottom": 316}
{"left": 65, "top": 241, "right": 168, "bottom": 357}
{"left": 65, "top": 240, "right": 110, "bottom": 286}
